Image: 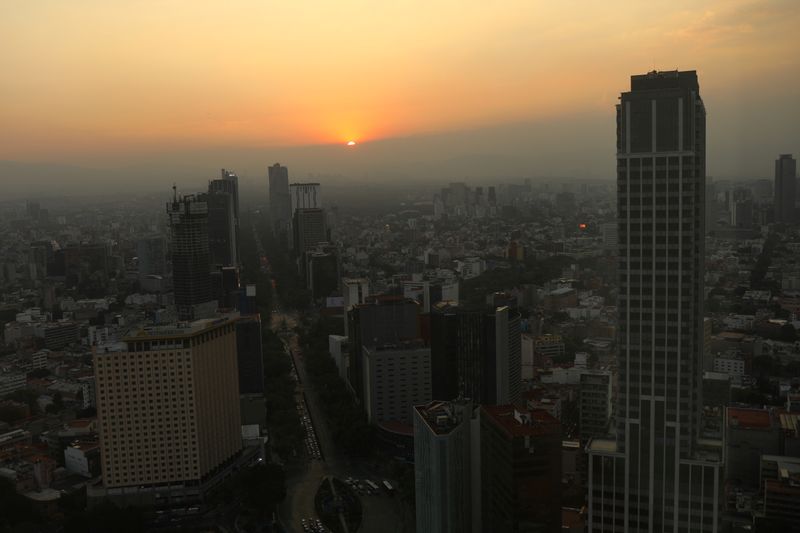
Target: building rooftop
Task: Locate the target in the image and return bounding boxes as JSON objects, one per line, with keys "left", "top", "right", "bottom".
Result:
{"left": 587, "top": 438, "right": 619, "bottom": 454}
{"left": 414, "top": 400, "right": 472, "bottom": 436}
{"left": 481, "top": 404, "right": 560, "bottom": 438}
{"left": 123, "top": 314, "right": 238, "bottom": 341}
{"left": 728, "top": 407, "right": 774, "bottom": 430}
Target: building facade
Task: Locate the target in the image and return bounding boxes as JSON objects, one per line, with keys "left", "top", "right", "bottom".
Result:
{"left": 95, "top": 317, "right": 242, "bottom": 490}
{"left": 167, "top": 195, "right": 216, "bottom": 321}
{"left": 774, "top": 154, "right": 797, "bottom": 224}
{"left": 363, "top": 342, "right": 431, "bottom": 425}
{"left": 588, "top": 70, "right": 722, "bottom": 532}
{"left": 480, "top": 405, "right": 562, "bottom": 533}
{"left": 413, "top": 400, "right": 479, "bottom": 533}
{"left": 268, "top": 163, "right": 292, "bottom": 239}
{"left": 431, "top": 304, "right": 522, "bottom": 407}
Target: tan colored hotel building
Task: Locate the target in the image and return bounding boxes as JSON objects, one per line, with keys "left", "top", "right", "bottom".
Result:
{"left": 95, "top": 316, "right": 242, "bottom": 490}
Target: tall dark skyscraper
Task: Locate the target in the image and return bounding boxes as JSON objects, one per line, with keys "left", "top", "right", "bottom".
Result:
{"left": 430, "top": 303, "right": 521, "bottom": 407}
{"left": 167, "top": 194, "right": 216, "bottom": 321}
{"left": 774, "top": 154, "right": 797, "bottom": 224}
{"left": 208, "top": 169, "right": 240, "bottom": 266}
{"left": 293, "top": 207, "right": 328, "bottom": 253}
{"left": 268, "top": 163, "right": 292, "bottom": 239}
{"left": 200, "top": 189, "right": 237, "bottom": 269}
{"left": 588, "top": 71, "right": 722, "bottom": 532}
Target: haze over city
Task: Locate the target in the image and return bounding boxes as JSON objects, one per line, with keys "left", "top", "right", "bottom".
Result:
{"left": 2, "top": 2, "right": 800, "bottom": 533}
{"left": 2, "top": 0, "right": 799, "bottom": 198}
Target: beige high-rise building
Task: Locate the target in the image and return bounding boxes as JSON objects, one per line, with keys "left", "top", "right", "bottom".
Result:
{"left": 95, "top": 317, "right": 242, "bottom": 490}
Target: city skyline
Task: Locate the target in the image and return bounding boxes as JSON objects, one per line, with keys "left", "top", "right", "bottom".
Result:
{"left": 2, "top": 1, "right": 799, "bottom": 196}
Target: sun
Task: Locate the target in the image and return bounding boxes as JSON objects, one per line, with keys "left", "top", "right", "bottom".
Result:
{"left": 346, "top": 140, "right": 357, "bottom": 146}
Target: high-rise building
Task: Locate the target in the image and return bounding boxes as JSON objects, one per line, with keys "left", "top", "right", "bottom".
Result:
{"left": 774, "top": 154, "right": 796, "bottom": 224}
{"left": 200, "top": 190, "right": 237, "bottom": 268}
{"left": 347, "top": 297, "right": 420, "bottom": 403}
{"left": 293, "top": 207, "right": 327, "bottom": 253}
{"left": 136, "top": 235, "right": 167, "bottom": 281}
{"left": 290, "top": 182, "right": 321, "bottom": 213}
{"left": 95, "top": 317, "right": 242, "bottom": 492}
{"left": 363, "top": 341, "right": 431, "bottom": 425}
{"left": 268, "top": 163, "right": 292, "bottom": 238}
{"left": 588, "top": 70, "right": 723, "bottom": 532}
{"left": 430, "top": 303, "right": 522, "bottom": 407}
{"left": 208, "top": 169, "right": 240, "bottom": 264}
{"left": 579, "top": 371, "right": 613, "bottom": 441}
{"left": 413, "top": 399, "right": 480, "bottom": 533}
{"left": 480, "top": 405, "right": 562, "bottom": 533}
{"left": 343, "top": 278, "right": 370, "bottom": 334}
{"left": 167, "top": 194, "right": 216, "bottom": 321}
{"left": 304, "top": 245, "right": 339, "bottom": 301}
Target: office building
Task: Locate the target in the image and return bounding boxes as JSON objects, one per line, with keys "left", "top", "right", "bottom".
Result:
{"left": 363, "top": 341, "right": 431, "bottom": 425}
{"left": 588, "top": 71, "right": 722, "bottom": 532}
{"left": 137, "top": 235, "right": 167, "bottom": 281}
{"left": 95, "top": 317, "right": 242, "bottom": 491}
{"left": 200, "top": 190, "right": 237, "bottom": 269}
{"left": 725, "top": 407, "right": 780, "bottom": 488}
{"left": 774, "top": 154, "right": 796, "bottom": 224}
{"left": 293, "top": 208, "right": 327, "bottom": 253}
{"left": 347, "top": 297, "right": 420, "bottom": 403}
{"left": 304, "top": 246, "right": 339, "bottom": 301}
{"left": 290, "top": 182, "right": 321, "bottom": 213}
{"left": 343, "top": 278, "right": 369, "bottom": 334}
{"left": 413, "top": 399, "right": 480, "bottom": 533}
{"left": 480, "top": 405, "right": 562, "bottom": 533}
{"left": 430, "top": 303, "right": 522, "bottom": 407}
{"left": 268, "top": 163, "right": 292, "bottom": 238}
{"left": 579, "top": 371, "right": 612, "bottom": 441}
{"left": 208, "top": 169, "right": 240, "bottom": 266}
{"left": 167, "top": 194, "right": 216, "bottom": 321}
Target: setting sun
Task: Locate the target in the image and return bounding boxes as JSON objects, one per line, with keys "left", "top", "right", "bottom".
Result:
{"left": 347, "top": 140, "right": 357, "bottom": 146}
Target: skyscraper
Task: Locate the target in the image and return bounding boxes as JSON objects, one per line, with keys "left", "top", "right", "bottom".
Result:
{"left": 290, "top": 182, "right": 321, "bottom": 213}
{"left": 95, "top": 317, "right": 242, "bottom": 495}
{"left": 200, "top": 190, "right": 237, "bottom": 268}
{"left": 167, "top": 194, "right": 216, "bottom": 320}
{"left": 413, "top": 399, "right": 479, "bottom": 533}
{"left": 293, "top": 207, "right": 328, "bottom": 253}
{"left": 347, "top": 297, "right": 420, "bottom": 402}
{"left": 268, "top": 163, "right": 292, "bottom": 238}
{"left": 588, "top": 71, "right": 722, "bottom": 532}
{"left": 774, "top": 154, "right": 797, "bottom": 224}
{"left": 208, "top": 169, "right": 240, "bottom": 264}
{"left": 430, "top": 303, "right": 522, "bottom": 407}
{"left": 480, "top": 405, "right": 562, "bottom": 533}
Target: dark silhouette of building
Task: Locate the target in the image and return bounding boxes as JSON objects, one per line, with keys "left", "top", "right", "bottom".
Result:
{"left": 431, "top": 303, "right": 522, "bottom": 407}
{"left": 774, "top": 154, "right": 797, "bottom": 223}
{"left": 236, "top": 314, "right": 264, "bottom": 395}
{"left": 268, "top": 163, "right": 292, "bottom": 241}
{"left": 304, "top": 245, "right": 339, "bottom": 301}
{"left": 347, "top": 297, "right": 420, "bottom": 402}
{"left": 293, "top": 208, "right": 327, "bottom": 253}
{"left": 588, "top": 70, "right": 722, "bottom": 532}
{"left": 208, "top": 169, "right": 240, "bottom": 263}
{"left": 480, "top": 405, "right": 562, "bottom": 533}
{"left": 167, "top": 194, "right": 215, "bottom": 321}
{"left": 199, "top": 190, "right": 237, "bottom": 269}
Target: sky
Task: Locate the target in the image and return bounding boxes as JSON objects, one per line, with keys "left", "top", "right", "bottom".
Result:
{"left": 1, "top": 0, "right": 798, "bottom": 195}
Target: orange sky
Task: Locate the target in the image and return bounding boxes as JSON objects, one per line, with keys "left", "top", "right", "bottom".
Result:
{"left": 1, "top": 0, "right": 798, "bottom": 166}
